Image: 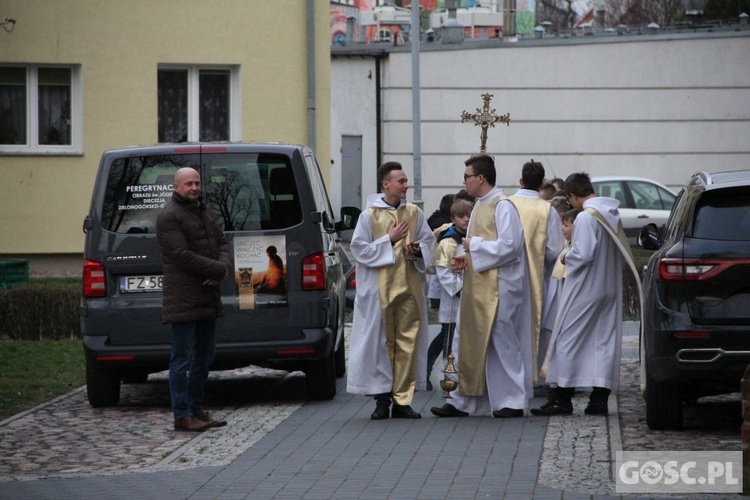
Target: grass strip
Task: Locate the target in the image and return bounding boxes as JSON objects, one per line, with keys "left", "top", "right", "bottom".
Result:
{"left": 0, "top": 339, "right": 85, "bottom": 420}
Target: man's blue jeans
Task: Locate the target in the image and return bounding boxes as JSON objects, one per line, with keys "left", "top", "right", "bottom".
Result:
{"left": 169, "top": 318, "right": 216, "bottom": 420}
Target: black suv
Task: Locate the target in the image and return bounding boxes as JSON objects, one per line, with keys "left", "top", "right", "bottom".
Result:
{"left": 82, "top": 143, "right": 359, "bottom": 407}
{"left": 639, "top": 170, "right": 750, "bottom": 430}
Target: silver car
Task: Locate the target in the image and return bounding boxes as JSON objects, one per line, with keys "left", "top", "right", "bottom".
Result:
{"left": 591, "top": 176, "right": 677, "bottom": 246}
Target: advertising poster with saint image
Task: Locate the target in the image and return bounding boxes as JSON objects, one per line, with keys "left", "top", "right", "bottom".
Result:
{"left": 233, "top": 236, "right": 288, "bottom": 309}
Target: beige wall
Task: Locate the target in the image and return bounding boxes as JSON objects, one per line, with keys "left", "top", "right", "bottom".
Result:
{"left": 0, "top": 0, "right": 330, "bottom": 258}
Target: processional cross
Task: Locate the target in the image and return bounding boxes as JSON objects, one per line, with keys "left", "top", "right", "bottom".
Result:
{"left": 460, "top": 93, "right": 510, "bottom": 154}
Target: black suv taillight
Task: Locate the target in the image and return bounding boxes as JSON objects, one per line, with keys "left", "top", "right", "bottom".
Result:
{"left": 658, "top": 258, "right": 749, "bottom": 281}
{"left": 302, "top": 253, "right": 326, "bottom": 291}
{"left": 83, "top": 260, "right": 106, "bottom": 297}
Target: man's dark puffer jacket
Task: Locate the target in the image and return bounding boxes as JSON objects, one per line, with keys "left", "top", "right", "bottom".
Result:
{"left": 156, "top": 192, "right": 231, "bottom": 324}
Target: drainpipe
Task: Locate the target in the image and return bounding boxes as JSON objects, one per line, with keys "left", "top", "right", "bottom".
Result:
{"left": 307, "top": 0, "right": 316, "bottom": 152}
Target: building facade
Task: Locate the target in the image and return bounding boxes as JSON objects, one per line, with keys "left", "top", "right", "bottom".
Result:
{"left": 330, "top": 30, "right": 750, "bottom": 214}
{"left": 0, "top": 0, "right": 331, "bottom": 275}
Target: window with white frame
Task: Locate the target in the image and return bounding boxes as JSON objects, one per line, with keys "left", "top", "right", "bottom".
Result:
{"left": 158, "top": 66, "right": 240, "bottom": 143}
{"left": 0, "top": 64, "right": 82, "bottom": 154}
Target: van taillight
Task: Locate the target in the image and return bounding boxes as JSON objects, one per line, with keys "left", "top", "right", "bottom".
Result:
{"left": 302, "top": 253, "right": 326, "bottom": 291}
{"left": 83, "top": 260, "right": 106, "bottom": 297}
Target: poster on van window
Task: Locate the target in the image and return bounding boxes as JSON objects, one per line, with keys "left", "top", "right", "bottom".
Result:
{"left": 234, "top": 236, "right": 288, "bottom": 309}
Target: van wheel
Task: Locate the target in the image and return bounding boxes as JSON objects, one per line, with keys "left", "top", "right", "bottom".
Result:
{"left": 122, "top": 372, "right": 149, "bottom": 384}
{"left": 305, "top": 347, "right": 336, "bottom": 400}
{"left": 86, "top": 359, "right": 121, "bottom": 408}
{"left": 645, "top": 365, "right": 682, "bottom": 430}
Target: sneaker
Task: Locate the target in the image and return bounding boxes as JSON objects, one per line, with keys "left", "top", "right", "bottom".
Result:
{"left": 530, "top": 399, "right": 573, "bottom": 416}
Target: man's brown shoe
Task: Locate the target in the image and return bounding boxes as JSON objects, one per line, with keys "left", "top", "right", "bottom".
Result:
{"left": 174, "top": 415, "right": 212, "bottom": 432}
{"left": 194, "top": 411, "right": 228, "bottom": 428}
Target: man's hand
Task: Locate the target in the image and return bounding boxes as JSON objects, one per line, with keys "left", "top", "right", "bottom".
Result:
{"left": 203, "top": 268, "right": 228, "bottom": 287}
{"left": 452, "top": 254, "right": 467, "bottom": 271}
{"left": 388, "top": 220, "right": 409, "bottom": 243}
{"left": 404, "top": 241, "right": 421, "bottom": 255}
{"left": 461, "top": 236, "right": 472, "bottom": 253}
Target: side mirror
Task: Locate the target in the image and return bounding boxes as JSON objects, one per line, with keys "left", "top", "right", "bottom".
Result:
{"left": 336, "top": 206, "right": 361, "bottom": 232}
{"left": 638, "top": 223, "right": 662, "bottom": 250}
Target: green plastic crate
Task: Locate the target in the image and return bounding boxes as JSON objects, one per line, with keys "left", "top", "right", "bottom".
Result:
{"left": 0, "top": 260, "right": 29, "bottom": 289}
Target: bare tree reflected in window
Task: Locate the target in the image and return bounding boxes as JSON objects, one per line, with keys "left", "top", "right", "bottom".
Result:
{"left": 102, "top": 155, "right": 195, "bottom": 233}
{"left": 207, "top": 170, "right": 263, "bottom": 231}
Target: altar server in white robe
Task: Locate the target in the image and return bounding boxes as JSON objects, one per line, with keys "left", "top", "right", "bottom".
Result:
{"left": 431, "top": 154, "right": 533, "bottom": 419}
{"left": 533, "top": 172, "right": 624, "bottom": 417}
{"left": 347, "top": 162, "right": 435, "bottom": 420}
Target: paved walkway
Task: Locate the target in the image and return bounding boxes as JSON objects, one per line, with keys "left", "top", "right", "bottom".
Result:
{"left": 0, "top": 322, "right": 717, "bottom": 499}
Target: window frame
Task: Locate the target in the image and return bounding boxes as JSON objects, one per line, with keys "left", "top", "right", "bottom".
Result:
{"left": 157, "top": 65, "right": 242, "bottom": 143}
{"left": 0, "top": 64, "right": 83, "bottom": 155}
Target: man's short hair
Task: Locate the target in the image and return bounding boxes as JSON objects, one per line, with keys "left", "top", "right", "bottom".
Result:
{"left": 521, "top": 159, "right": 545, "bottom": 191}
{"left": 438, "top": 193, "right": 455, "bottom": 216}
{"left": 564, "top": 172, "right": 595, "bottom": 198}
{"left": 464, "top": 154, "right": 496, "bottom": 186}
{"left": 450, "top": 198, "right": 474, "bottom": 218}
{"left": 377, "top": 161, "right": 402, "bottom": 188}
{"left": 539, "top": 183, "right": 556, "bottom": 200}
{"left": 550, "top": 195, "right": 572, "bottom": 214}
{"left": 454, "top": 189, "right": 475, "bottom": 203}
{"left": 562, "top": 208, "right": 580, "bottom": 224}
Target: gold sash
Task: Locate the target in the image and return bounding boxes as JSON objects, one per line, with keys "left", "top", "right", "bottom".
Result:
{"left": 510, "top": 195, "right": 550, "bottom": 385}
{"left": 369, "top": 203, "right": 424, "bottom": 405}
{"left": 458, "top": 195, "right": 503, "bottom": 396}
{"left": 539, "top": 207, "right": 643, "bottom": 379}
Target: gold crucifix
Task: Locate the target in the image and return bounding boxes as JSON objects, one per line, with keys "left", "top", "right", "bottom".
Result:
{"left": 460, "top": 93, "right": 510, "bottom": 154}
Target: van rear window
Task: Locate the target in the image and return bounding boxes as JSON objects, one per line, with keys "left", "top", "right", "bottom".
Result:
{"left": 205, "top": 153, "right": 301, "bottom": 231}
{"left": 100, "top": 152, "right": 301, "bottom": 234}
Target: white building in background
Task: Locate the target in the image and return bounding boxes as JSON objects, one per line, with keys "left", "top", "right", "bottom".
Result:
{"left": 330, "top": 30, "right": 750, "bottom": 215}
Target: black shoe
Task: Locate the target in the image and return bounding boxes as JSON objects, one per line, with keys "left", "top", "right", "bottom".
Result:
{"left": 371, "top": 401, "right": 391, "bottom": 420}
{"left": 430, "top": 403, "right": 469, "bottom": 418}
{"left": 391, "top": 404, "right": 421, "bottom": 419}
{"left": 584, "top": 400, "right": 608, "bottom": 416}
{"left": 492, "top": 407, "right": 524, "bottom": 418}
{"left": 530, "top": 399, "right": 573, "bottom": 416}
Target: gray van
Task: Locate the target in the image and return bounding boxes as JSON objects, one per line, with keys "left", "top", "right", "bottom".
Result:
{"left": 82, "top": 143, "right": 359, "bottom": 407}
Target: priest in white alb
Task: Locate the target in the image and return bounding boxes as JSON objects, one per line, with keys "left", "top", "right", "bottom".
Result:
{"left": 347, "top": 162, "right": 436, "bottom": 420}
{"left": 431, "top": 154, "right": 533, "bottom": 419}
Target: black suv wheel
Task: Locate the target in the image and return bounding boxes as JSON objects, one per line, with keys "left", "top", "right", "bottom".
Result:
{"left": 645, "top": 363, "right": 682, "bottom": 430}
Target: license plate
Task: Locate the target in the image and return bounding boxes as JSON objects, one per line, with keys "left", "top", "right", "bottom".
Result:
{"left": 120, "top": 275, "right": 163, "bottom": 293}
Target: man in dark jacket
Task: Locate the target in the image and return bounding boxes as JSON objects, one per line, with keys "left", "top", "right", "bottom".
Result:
{"left": 156, "top": 167, "right": 231, "bottom": 432}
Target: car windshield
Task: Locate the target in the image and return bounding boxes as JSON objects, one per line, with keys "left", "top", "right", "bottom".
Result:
{"left": 100, "top": 152, "right": 302, "bottom": 234}
{"left": 691, "top": 187, "right": 750, "bottom": 241}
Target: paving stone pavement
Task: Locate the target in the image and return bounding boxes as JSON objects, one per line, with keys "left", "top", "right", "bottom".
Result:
{"left": 0, "top": 322, "right": 744, "bottom": 499}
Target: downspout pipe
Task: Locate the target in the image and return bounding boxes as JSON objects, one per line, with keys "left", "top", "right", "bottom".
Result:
{"left": 307, "top": 0, "right": 316, "bottom": 152}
